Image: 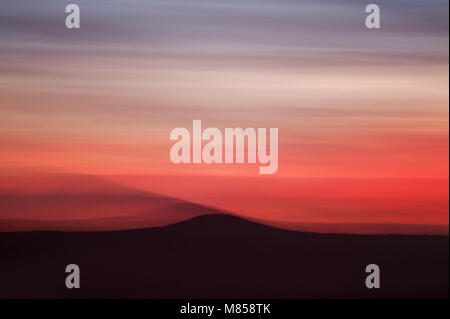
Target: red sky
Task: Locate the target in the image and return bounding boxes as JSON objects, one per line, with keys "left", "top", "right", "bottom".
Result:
{"left": 0, "top": 0, "right": 448, "bottom": 232}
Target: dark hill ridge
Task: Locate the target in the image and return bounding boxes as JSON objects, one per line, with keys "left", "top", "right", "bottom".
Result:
{"left": 0, "top": 201, "right": 227, "bottom": 232}
{"left": 0, "top": 214, "right": 448, "bottom": 299}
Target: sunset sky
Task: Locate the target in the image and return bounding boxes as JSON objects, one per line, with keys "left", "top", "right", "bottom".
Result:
{"left": 0, "top": 0, "right": 448, "bottom": 230}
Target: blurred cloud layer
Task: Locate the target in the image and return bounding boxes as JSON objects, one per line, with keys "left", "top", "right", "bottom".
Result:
{"left": 0, "top": 1, "right": 448, "bottom": 226}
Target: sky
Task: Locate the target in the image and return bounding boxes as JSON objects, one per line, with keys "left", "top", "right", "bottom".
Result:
{"left": 0, "top": 0, "right": 448, "bottom": 229}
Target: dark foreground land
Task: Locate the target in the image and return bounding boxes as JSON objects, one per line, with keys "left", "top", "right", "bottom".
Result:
{"left": 0, "top": 214, "right": 448, "bottom": 298}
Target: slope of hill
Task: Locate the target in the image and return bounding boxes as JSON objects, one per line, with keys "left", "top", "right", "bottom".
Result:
{"left": 0, "top": 172, "right": 220, "bottom": 231}
{"left": 0, "top": 214, "right": 447, "bottom": 299}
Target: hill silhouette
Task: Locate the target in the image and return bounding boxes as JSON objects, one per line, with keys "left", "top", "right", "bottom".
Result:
{"left": 1, "top": 172, "right": 447, "bottom": 234}
{"left": 0, "top": 214, "right": 447, "bottom": 298}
